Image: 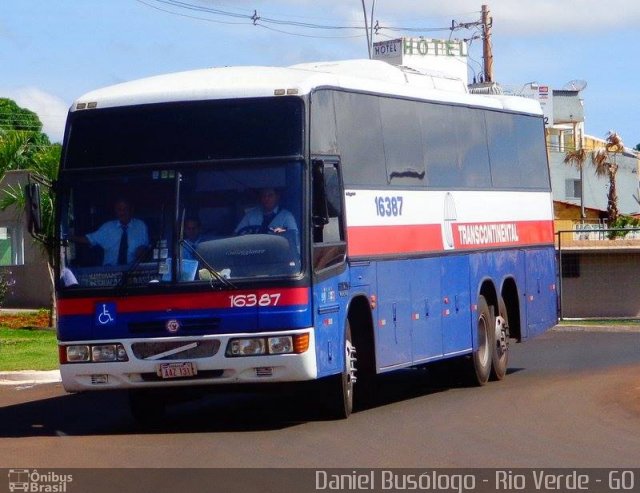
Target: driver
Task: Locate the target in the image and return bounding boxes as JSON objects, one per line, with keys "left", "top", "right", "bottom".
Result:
{"left": 72, "top": 197, "right": 149, "bottom": 266}
{"left": 235, "top": 187, "right": 297, "bottom": 235}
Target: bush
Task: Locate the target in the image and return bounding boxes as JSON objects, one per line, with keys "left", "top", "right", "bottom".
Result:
{"left": 0, "top": 270, "right": 12, "bottom": 308}
{"left": 608, "top": 216, "right": 640, "bottom": 239}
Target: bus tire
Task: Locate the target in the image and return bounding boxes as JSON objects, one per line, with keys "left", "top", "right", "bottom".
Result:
{"left": 490, "top": 296, "right": 510, "bottom": 381}
{"left": 469, "top": 295, "right": 492, "bottom": 386}
{"left": 128, "top": 390, "right": 166, "bottom": 425}
{"left": 325, "top": 322, "right": 356, "bottom": 419}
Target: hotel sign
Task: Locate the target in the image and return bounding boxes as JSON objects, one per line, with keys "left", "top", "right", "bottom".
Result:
{"left": 373, "top": 37, "right": 469, "bottom": 82}
{"left": 374, "top": 38, "right": 468, "bottom": 59}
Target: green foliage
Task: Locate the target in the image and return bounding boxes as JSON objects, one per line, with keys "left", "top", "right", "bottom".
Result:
{"left": 0, "top": 98, "right": 60, "bottom": 261}
{"left": 0, "top": 98, "right": 45, "bottom": 133}
{"left": 0, "top": 98, "right": 61, "bottom": 313}
{"left": 608, "top": 215, "right": 640, "bottom": 239}
{"left": 0, "top": 98, "right": 52, "bottom": 175}
{"left": 0, "top": 270, "right": 12, "bottom": 308}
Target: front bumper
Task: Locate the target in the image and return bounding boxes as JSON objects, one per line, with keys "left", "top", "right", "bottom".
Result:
{"left": 59, "top": 328, "right": 317, "bottom": 392}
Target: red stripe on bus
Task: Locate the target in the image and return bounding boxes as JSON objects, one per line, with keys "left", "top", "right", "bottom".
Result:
{"left": 347, "top": 220, "right": 554, "bottom": 256}
{"left": 58, "top": 287, "right": 310, "bottom": 316}
{"left": 347, "top": 224, "right": 444, "bottom": 257}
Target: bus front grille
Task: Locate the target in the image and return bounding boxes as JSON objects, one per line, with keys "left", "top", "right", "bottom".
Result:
{"left": 131, "top": 340, "right": 220, "bottom": 360}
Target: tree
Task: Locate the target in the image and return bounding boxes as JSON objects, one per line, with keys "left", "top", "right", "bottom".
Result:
{"left": 592, "top": 131, "right": 624, "bottom": 225}
{"left": 0, "top": 98, "right": 51, "bottom": 173}
{"left": 0, "top": 98, "right": 45, "bottom": 133}
{"left": 563, "top": 147, "right": 588, "bottom": 219}
{"left": 0, "top": 98, "right": 60, "bottom": 320}
{"left": 564, "top": 131, "right": 625, "bottom": 225}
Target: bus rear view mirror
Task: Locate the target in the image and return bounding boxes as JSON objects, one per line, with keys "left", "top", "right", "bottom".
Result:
{"left": 26, "top": 182, "right": 44, "bottom": 236}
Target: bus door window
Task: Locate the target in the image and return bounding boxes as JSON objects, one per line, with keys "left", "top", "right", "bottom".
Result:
{"left": 312, "top": 159, "right": 346, "bottom": 272}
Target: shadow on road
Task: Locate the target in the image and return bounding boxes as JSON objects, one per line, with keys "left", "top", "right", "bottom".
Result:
{"left": 0, "top": 362, "right": 524, "bottom": 438}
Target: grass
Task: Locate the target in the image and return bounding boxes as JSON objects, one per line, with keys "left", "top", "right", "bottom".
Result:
{"left": 0, "top": 327, "right": 58, "bottom": 371}
{"left": 0, "top": 309, "right": 58, "bottom": 371}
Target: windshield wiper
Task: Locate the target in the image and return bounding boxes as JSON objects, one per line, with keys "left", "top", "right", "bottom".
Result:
{"left": 179, "top": 239, "right": 237, "bottom": 290}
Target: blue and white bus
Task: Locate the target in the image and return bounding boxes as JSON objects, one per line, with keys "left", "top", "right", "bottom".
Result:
{"left": 51, "top": 59, "right": 557, "bottom": 420}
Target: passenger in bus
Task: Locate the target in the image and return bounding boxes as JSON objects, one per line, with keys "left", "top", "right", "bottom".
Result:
{"left": 72, "top": 198, "right": 149, "bottom": 266}
{"left": 234, "top": 187, "right": 297, "bottom": 235}
{"left": 181, "top": 217, "right": 203, "bottom": 261}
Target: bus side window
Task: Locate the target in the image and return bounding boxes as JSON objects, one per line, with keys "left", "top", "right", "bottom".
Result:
{"left": 312, "top": 160, "right": 346, "bottom": 271}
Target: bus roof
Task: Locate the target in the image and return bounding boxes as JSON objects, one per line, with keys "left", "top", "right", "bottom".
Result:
{"left": 72, "top": 59, "right": 542, "bottom": 116}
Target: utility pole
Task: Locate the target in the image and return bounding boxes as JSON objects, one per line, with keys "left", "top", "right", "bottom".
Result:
{"left": 361, "top": 0, "right": 371, "bottom": 59}
{"left": 361, "top": 0, "right": 376, "bottom": 59}
{"left": 481, "top": 4, "right": 494, "bottom": 83}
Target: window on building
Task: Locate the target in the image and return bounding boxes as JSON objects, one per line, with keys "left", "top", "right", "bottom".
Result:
{"left": 561, "top": 253, "right": 580, "bottom": 278}
{"left": 565, "top": 179, "right": 581, "bottom": 199}
{"left": 0, "top": 225, "right": 24, "bottom": 266}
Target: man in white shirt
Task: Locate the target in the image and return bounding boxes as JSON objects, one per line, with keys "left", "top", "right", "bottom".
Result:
{"left": 73, "top": 198, "right": 149, "bottom": 266}
{"left": 234, "top": 188, "right": 297, "bottom": 235}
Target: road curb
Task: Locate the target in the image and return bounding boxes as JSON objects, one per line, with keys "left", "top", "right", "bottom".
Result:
{"left": 0, "top": 370, "right": 61, "bottom": 386}
{"left": 553, "top": 325, "right": 640, "bottom": 333}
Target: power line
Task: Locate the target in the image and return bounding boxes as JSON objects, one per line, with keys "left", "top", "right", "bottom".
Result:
{"left": 134, "top": 0, "right": 479, "bottom": 40}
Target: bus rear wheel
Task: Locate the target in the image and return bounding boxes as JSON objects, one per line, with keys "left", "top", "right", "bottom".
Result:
{"left": 490, "top": 296, "right": 510, "bottom": 381}
{"left": 468, "top": 295, "right": 492, "bottom": 386}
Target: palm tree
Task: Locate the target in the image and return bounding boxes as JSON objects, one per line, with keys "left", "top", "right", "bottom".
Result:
{"left": 564, "top": 131, "right": 624, "bottom": 225}
{"left": 563, "top": 147, "right": 588, "bottom": 219}
{"left": 592, "top": 131, "right": 624, "bottom": 225}
{"left": 1, "top": 142, "right": 60, "bottom": 323}
{"left": 0, "top": 130, "right": 33, "bottom": 175}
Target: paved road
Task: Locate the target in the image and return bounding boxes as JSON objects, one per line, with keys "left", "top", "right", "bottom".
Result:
{"left": 1, "top": 328, "right": 639, "bottom": 468}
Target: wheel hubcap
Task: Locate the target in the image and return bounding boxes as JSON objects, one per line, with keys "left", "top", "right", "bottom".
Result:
{"left": 495, "top": 315, "right": 509, "bottom": 355}
{"left": 345, "top": 340, "right": 357, "bottom": 394}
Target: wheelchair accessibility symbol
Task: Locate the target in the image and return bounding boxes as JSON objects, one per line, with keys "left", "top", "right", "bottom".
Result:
{"left": 96, "top": 302, "right": 116, "bottom": 326}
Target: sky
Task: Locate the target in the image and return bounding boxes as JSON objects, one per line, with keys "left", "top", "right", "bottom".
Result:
{"left": 2, "top": 0, "right": 639, "bottom": 146}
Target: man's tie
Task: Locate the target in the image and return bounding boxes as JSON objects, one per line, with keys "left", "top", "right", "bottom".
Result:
{"left": 260, "top": 212, "right": 276, "bottom": 233}
{"left": 117, "top": 224, "right": 128, "bottom": 265}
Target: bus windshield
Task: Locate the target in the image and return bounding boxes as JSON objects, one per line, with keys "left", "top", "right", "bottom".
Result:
{"left": 59, "top": 162, "right": 303, "bottom": 289}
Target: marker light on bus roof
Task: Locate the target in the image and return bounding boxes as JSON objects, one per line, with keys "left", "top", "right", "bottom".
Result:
{"left": 274, "top": 88, "right": 298, "bottom": 96}
{"left": 75, "top": 102, "right": 98, "bottom": 110}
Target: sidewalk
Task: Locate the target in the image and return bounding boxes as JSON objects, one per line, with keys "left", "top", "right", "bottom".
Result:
{"left": 0, "top": 370, "right": 61, "bottom": 386}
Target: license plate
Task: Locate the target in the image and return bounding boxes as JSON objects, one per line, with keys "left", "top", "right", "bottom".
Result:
{"left": 157, "top": 362, "right": 197, "bottom": 379}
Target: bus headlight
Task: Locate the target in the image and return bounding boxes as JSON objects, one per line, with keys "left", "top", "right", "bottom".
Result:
{"left": 66, "top": 345, "right": 90, "bottom": 362}
{"left": 92, "top": 344, "right": 128, "bottom": 362}
{"left": 267, "top": 336, "right": 293, "bottom": 354}
{"left": 227, "top": 338, "right": 267, "bottom": 356}
{"left": 226, "top": 334, "right": 309, "bottom": 357}
{"left": 62, "top": 344, "right": 128, "bottom": 363}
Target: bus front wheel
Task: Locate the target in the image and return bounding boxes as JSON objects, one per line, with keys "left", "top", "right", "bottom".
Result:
{"left": 325, "top": 322, "right": 356, "bottom": 419}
